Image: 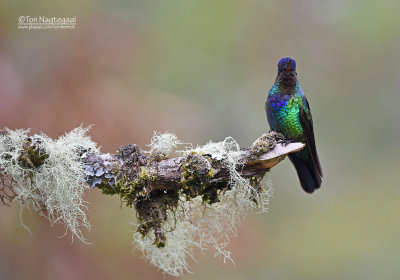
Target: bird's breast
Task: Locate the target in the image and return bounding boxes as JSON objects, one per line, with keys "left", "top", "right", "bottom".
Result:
{"left": 267, "top": 95, "right": 304, "bottom": 140}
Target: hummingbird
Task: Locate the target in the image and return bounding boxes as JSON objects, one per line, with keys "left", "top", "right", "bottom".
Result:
{"left": 266, "top": 57, "right": 323, "bottom": 193}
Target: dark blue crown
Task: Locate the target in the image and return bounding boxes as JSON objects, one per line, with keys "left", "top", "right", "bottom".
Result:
{"left": 278, "top": 57, "right": 296, "bottom": 72}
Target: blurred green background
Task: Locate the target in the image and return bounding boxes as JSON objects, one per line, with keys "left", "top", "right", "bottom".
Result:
{"left": 1, "top": 0, "right": 400, "bottom": 279}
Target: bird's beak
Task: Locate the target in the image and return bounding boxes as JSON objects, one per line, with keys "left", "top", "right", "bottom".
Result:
{"left": 286, "top": 58, "right": 292, "bottom": 71}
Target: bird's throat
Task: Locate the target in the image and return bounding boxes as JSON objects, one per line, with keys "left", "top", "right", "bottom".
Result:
{"left": 277, "top": 71, "right": 297, "bottom": 94}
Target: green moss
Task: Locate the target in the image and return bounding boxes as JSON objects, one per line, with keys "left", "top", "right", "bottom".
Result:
{"left": 248, "top": 175, "right": 264, "bottom": 204}
{"left": 152, "top": 153, "right": 168, "bottom": 162}
{"left": 200, "top": 185, "right": 219, "bottom": 204}
{"left": 99, "top": 166, "right": 157, "bottom": 207}
{"left": 112, "top": 164, "right": 119, "bottom": 175}
{"left": 252, "top": 139, "right": 272, "bottom": 157}
{"left": 135, "top": 189, "right": 180, "bottom": 248}
{"left": 98, "top": 178, "right": 119, "bottom": 195}
{"left": 207, "top": 167, "right": 214, "bottom": 178}
{"left": 137, "top": 166, "right": 158, "bottom": 182}
{"left": 19, "top": 139, "right": 48, "bottom": 169}
{"left": 98, "top": 161, "right": 182, "bottom": 247}
{"left": 180, "top": 153, "right": 219, "bottom": 204}
{"left": 252, "top": 132, "right": 284, "bottom": 157}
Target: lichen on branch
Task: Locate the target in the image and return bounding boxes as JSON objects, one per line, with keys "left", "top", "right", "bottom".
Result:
{"left": 81, "top": 131, "right": 304, "bottom": 276}
{"left": 0, "top": 127, "right": 98, "bottom": 242}
{"left": 0, "top": 128, "right": 305, "bottom": 276}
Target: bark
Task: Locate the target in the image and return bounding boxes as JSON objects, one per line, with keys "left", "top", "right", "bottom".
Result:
{"left": 80, "top": 133, "right": 305, "bottom": 195}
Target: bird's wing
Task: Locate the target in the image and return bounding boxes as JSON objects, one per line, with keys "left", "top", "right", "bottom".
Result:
{"left": 299, "top": 97, "right": 323, "bottom": 177}
{"left": 265, "top": 91, "right": 277, "bottom": 129}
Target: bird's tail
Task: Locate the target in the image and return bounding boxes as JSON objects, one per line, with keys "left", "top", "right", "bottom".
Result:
{"left": 288, "top": 153, "right": 322, "bottom": 193}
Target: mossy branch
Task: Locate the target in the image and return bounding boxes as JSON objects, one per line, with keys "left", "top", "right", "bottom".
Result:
{"left": 0, "top": 130, "right": 304, "bottom": 203}
{"left": 0, "top": 128, "right": 305, "bottom": 276}
{"left": 79, "top": 132, "right": 305, "bottom": 250}
{"left": 81, "top": 133, "right": 304, "bottom": 203}
{"left": 0, "top": 130, "right": 304, "bottom": 217}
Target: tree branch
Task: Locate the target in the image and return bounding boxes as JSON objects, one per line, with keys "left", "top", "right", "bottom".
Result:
{"left": 83, "top": 140, "right": 304, "bottom": 191}
{"left": 0, "top": 128, "right": 306, "bottom": 275}
{"left": 79, "top": 132, "right": 304, "bottom": 206}
{"left": 0, "top": 131, "right": 305, "bottom": 205}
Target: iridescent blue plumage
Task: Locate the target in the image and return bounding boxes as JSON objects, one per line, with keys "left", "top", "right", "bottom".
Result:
{"left": 266, "top": 57, "right": 322, "bottom": 193}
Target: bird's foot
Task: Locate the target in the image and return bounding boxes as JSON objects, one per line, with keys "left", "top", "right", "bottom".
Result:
{"left": 280, "top": 139, "right": 292, "bottom": 147}
{"left": 269, "top": 131, "right": 288, "bottom": 145}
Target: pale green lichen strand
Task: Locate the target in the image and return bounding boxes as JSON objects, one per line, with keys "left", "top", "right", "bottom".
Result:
{"left": 0, "top": 127, "right": 98, "bottom": 242}
{"left": 133, "top": 134, "right": 273, "bottom": 276}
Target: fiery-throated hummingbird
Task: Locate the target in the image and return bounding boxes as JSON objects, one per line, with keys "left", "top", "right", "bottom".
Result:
{"left": 266, "top": 57, "right": 323, "bottom": 193}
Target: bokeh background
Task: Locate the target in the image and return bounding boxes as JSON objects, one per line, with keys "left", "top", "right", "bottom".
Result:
{"left": 1, "top": 1, "right": 400, "bottom": 279}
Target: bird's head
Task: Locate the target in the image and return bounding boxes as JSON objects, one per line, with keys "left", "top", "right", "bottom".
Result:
{"left": 277, "top": 57, "right": 296, "bottom": 73}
